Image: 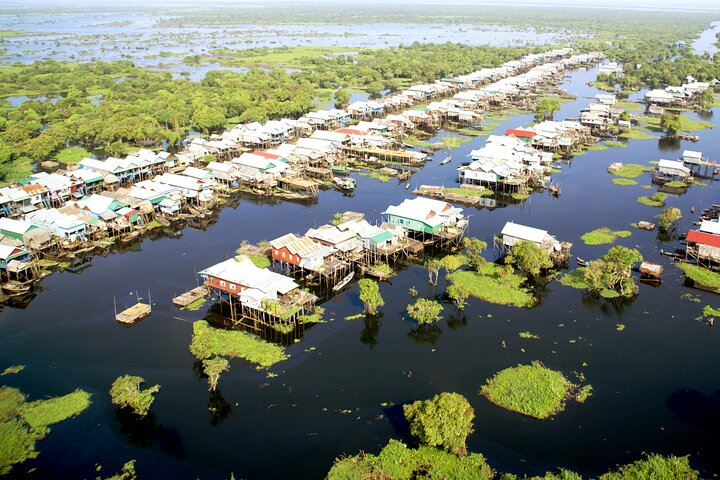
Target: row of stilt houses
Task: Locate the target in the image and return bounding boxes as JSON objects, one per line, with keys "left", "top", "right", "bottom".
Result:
{"left": 194, "top": 197, "right": 467, "bottom": 334}
{"left": 0, "top": 48, "right": 603, "bottom": 297}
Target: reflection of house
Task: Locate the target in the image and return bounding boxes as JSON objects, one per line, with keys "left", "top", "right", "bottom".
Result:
{"left": 500, "top": 221, "right": 560, "bottom": 252}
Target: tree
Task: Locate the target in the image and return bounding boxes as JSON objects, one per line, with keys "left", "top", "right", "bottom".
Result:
{"left": 505, "top": 240, "right": 553, "bottom": 276}
{"left": 660, "top": 112, "right": 682, "bottom": 136}
{"left": 426, "top": 258, "right": 442, "bottom": 285}
{"left": 202, "top": 357, "right": 229, "bottom": 392}
{"left": 447, "top": 283, "right": 470, "bottom": 310}
{"left": 657, "top": 207, "right": 682, "bottom": 231}
{"left": 191, "top": 105, "right": 226, "bottom": 134}
{"left": 463, "top": 237, "right": 488, "bottom": 271}
{"left": 403, "top": 392, "right": 475, "bottom": 456}
{"left": 583, "top": 246, "right": 643, "bottom": 297}
{"left": 334, "top": 88, "right": 351, "bottom": 108}
{"left": 358, "top": 278, "right": 384, "bottom": 315}
{"left": 407, "top": 298, "right": 444, "bottom": 325}
{"left": 697, "top": 88, "right": 715, "bottom": 110}
{"left": 109, "top": 375, "right": 160, "bottom": 417}
{"left": 534, "top": 97, "right": 561, "bottom": 122}
{"left": 618, "top": 110, "right": 631, "bottom": 122}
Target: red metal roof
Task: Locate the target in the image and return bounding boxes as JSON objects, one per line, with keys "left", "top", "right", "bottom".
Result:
{"left": 335, "top": 128, "right": 366, "bottom": 136}
{"left": 505, "top": 129, "right": 536, "bottom": 138}
{"left": 686, "top": 230, "right": 720, "bottom": 248}
{"left": 252, "top": 150, "right": 279, "bottom": 160}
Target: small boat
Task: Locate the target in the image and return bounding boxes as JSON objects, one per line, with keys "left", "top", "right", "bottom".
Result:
{"left": 333, "top": 176, "right": 356, "bottom": 191}
{"left": 120, "top": 231, "right": 140, "bottom": 244}
{"left": 576, "top": 257, "right": 588, "bottom": 267}
{"left": 2, "top": 281, "right": 32, "bottom": 296}
{"left": 331, "top": 165, "right": 348, "bottom": 175}
{"left": 156, "top": 216, "right": 171, "bottom": 227}
{"left": 405, "top": 183, "right": 410, "bottom": 189}
{"left": 440, "top": 156, "right": 452, "bottom": 165}
{"left": 332, "top": 271, "right": 355, "bottom": 292}
{"left": 549, "top": 184, "right": 560, "bottom": 197}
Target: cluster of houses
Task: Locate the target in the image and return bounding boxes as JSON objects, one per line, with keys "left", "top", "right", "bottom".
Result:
{"left": 197, "top": 196, "right": 467, "bottom": 326}
{"left": 457, "top": 120, "right": 591, "bottom": 189}
{"left": 579, "top": 93, "right": 633, "bottom": 130}
{"left": 645, "top": 76, "right": 713, "bottom": 108}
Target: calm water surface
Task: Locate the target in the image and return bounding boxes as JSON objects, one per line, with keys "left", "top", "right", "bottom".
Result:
{"left": 1, "top": 65, "right": 720, "bottom": 479}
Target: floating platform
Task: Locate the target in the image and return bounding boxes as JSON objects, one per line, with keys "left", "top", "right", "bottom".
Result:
{"left": 116, "top": 302, "right": 151, "bottom": 324}
{"left": 172, "top": 285, "right": 208, "bottom": 308}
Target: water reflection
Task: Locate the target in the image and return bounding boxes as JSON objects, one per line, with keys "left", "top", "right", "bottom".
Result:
{"left": 208, "top": 390, "right": 233, "bottom": 426}
{"left": 360, "top": 314, "right": 381, "bottom": 348}
{"left": 407, "top": 324, "right": 442, "bottom": 345}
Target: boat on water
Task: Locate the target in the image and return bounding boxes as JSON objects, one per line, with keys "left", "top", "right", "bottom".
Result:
{"left": 440, "top": 156, "right": 452, "bottom": 165}
{"left": 331, "top": 165, "right": 348, "bottom": 175}
{"left": 405, "top": 183, "right": 410, "bottom": 189}
{"left": 333, "top": 176, "right": 356, "bottom": 191}
{"left": 120, "top": 231, "right": 140, "bottom": 244}
{"left": 2, "top": 281, "right": 32, "bottom": 296}
{"left": 332, "top": 271, "right": 355, "bottom": 292}
{"left": 577, "top": 257, "right": 588, "bottom": 267}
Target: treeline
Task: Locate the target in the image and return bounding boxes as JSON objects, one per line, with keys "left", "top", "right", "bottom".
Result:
{"left": 0, "top": 43, "right": 528, "bottom": 183}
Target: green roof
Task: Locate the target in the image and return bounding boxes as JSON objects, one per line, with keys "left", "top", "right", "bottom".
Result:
{"left": 370, "top": 231, "right": 393, "bottom": 243}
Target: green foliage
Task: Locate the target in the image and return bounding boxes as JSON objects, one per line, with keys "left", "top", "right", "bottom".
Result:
{"left": 657, "top": 207, "right": 682, "bottom": 231}
{"left": 443, "top": 187, "right": 493, "bottom": 197}
{"left": 20, "top": 389, "right": 91, "bottom": 434}
{"left": 447, "top": 265, "right": 535, "bottom": 308}
{"left": 637, "top": 192, "right": 667, "bottom": 207}
{"left": 463, "top": 237, "right": 488, "bottom": 271}
{"left": 660, "top": 112, "right": 682, "bottom": 135}
{"left": 618, "top": 129, "right": 655, "bottom": 140}
{"left": 518, "top": 331, "right": 540, "bottom": 339}
{"left": 109, "top": 375, "right": 160, "bottom": 417}
{"left": 358, "top": 278, "right": 384, "bottom": 315}
{"left": 599, "top": 454, "right": 699, "bottom": 480}
{"left": 480, "top": 361, "right": 577, "bottom": 419}
{"left": 611, "top": 163, "right": 653, "bottom": 178}
{"left": 202, "top": 357, "right": 229, "bottom": 392}
{"left": 406, "top": 298, "right": 444, "bottom": 325}
{"left": 326, "top": 439, "right": 494, "bottom": 480}
{"left": 505, "top": 240, "right": 553, "bottom": 276}
{"left": 698, "top": 88, "right": 715, "bottom": 110}
{"left": 677, "top": 263, "right": 720, "bottom": 293}
{"left": 581, "top": 228, "right": 632, "bottom": 246}
{"left": 612, "top": 178, "right": 637, "bottom": 186}
{"left": 703, "top": 305, "right": 720, "bottom": 318}
{"left": 97, "top": 460, "right": 138, "bottom": 480}
{"left": 447, "top": 283, "right": 471, "bottom": 310}
{"left": 403, "top": 392, "right": 475, "bottom": 456}
{"left": 558, "top": 269, "right": 589, "bottom": 290}
{"left": 576, "top": 385, "right": 593, "bottom": 403}
{"left": 583, "top": 246, "right": 643, "bottom": 297}
{"left": 1, "top": 365, "right": 24, "bottom": 376}
{"left": 189, "top": 320, "right": 288, "bottom": 368}
{"left": 54, "top": 146, "right": 90, "bottom": 164}
{"left": 246, "top": 254, "right": 271, "bottom": 269}
{"left": 334, "top": 88, "right": 351, "bottom": 108}
{"left": 534, "top": 97, "right": 561, "bottom": 122}
{"left": 440, "top": 254, "right": 469, "bottom": 272}
{"left": 0, "top": 386, "right": 91, "bottom": 475}
{"left": 663, "top": 181, "right": 687, "bottom": 188}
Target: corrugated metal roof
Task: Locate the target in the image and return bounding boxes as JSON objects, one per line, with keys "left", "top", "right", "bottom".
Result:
{"left": 687, "top": 230, "right": 720, "bottom": 248}
{"left": 501, "top": 222, "right": 548, "bottom": 244}
{"left": 700, "top": 220, "right": 720, "bottom": 235}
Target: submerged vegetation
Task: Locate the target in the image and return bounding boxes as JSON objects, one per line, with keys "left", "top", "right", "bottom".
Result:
{"left": 677, "top": 264, "right": 720, "bottom": 294}
{"left": 447, "top": 265, "right": 535, "bottom": 308}
{"left": 610, "top": 163, "right": 653, "bottom": 179}
{"left": 190, "top": 320, "right": 288, "bottom": 369}
{"left": 480, "top": 361, "right": 580, "bottom": 419}
{"left": 637, "top": 192, "right": 667, "bottom": 208}
{"left": 109, "top": 375, "right": 160, "bottom": 417}
{"left": 0, "top": 386, "right": 91, "bottom": 474}
{"left": 580, "top": 228, "right": 632, "bottom": 246}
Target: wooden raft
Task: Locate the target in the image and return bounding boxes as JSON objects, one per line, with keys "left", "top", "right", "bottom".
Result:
{"left": 172, "top": 285, "right": 208, "bottom": 308}
{"left": 116, "top": 303, "right": 151, "bottom": 324}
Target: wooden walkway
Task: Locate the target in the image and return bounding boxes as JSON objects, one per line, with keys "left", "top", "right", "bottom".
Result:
{"left": 172, "top": 285, "right": 208, "bottom": 308}
{"left": 116, "top": 302, "right": 151, "bottom": 324}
